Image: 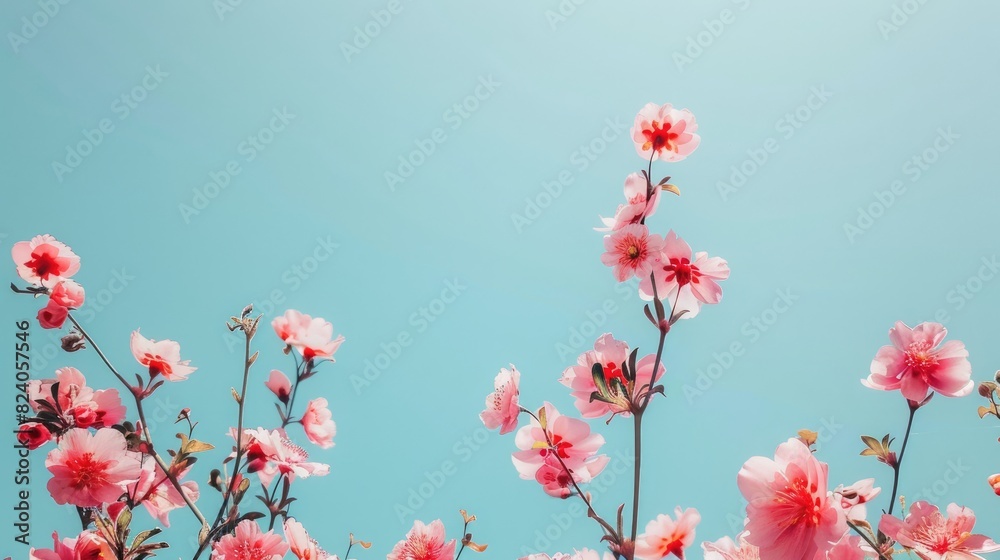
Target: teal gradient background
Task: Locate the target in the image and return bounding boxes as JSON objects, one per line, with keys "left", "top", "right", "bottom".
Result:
{"left": 3, "top": 1, "right": 1000, "bottom": 557}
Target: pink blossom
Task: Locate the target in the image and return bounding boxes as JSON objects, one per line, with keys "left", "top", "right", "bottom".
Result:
{"left": 601, "top": 224, "right": 664, "bottom": 282}
{"left": 266, "top": 370, "right": 292, "bottom": 403}
{"left": 388, "top": 520, "right": 456, "bottom": 560}
{"left": 284, "top": 518, "right": 333, "bottom": 560}
{"left": 12, "top": 235, "right": 80, "bottom": 288}
{"left": 832, "top": 479, "right": 880, "bottom": 523}
{"left": 639, "top": 231, "right": 729, "bottom": 319}
{"left": 737, "top": 438, "right": 846, "bottom": 560}
{"left": 512, "top": 402, "right": 608, "bottom": 486}
{"left": 989, "top": 473, "right": 1000, "bottom": 496}
{"left": 49, "top": 280, "right": 85, "bottom": 309}
{"left": 17, "top": 422, "right": 52, "bottom": 449}
{"left": 863, "top": 321, "right": 973, "bottom": 401}
{"left": 596, "top": 173, "right": 661, "bottom": 232}
{"left": 300, "top": 398, "right": 336, "bottom": 449}
{"left": 28, "top": 367, "right": 126, "bottom": 434}
{"left": 130, "top": 329, "right": 197, "bottom": 381}
{"left": 240, "top": 428, "right": 330, "bottom": 487}
{"left": 560, "top": 334, "right": 664, "bottom": 418}
{"left": 29, "top": 531, "right": 113, "bottom": 560}
{"left": 480, "top": 365, "right": 521, "bottom": 434}
{"left": 635, "top": 507, "right": 701, "bottom": 560}
{"left": 825, "top": 536, "right": 866, "bottom": 560}
{"left": 128, "top": 461, "right": 199, "bottom": 527}
{"left": 37, "top": 300, "right": 68, "bottom": 329}
{"left": 701, "top": 534, "right": 759, "bottom": 560}
{"left": 211, "top": 519, "right": 288, "bottom": 560}
{"left": 522, "top": 551, "right": 616, "bottom": 560}
{"left": 272, "top": 310, "right": 345, "bottom": 362}
{"left": 45, "top": 428, "right": 142, "bottom": 507}
{"left": 879, "top": 501, "right": 1000, "bottom": 560}
{"left": 632, "top": 103, "right": 700, "bottom": 162}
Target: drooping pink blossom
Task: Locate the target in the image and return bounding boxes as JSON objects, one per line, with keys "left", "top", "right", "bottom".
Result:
{"left": 639, "top": 231, "right": 729, "bottom": 319}
{"left": 49, "top": 280, "right": 85, "bottom": 309}
{"left": 879, "top": 501, "right": 1000, "bottom": 560}
{"left": 560, "top": 334, "right": 664, "bottom": 418}
{"left": 832, "top": 479, "right": 880, "bottom": 523}
{"left": 300, "top": 398, "right": 336, "bottom": 449}
{"left": 17, "top": 422, "right": 52, "bottom": 450}
{"left": 601, "top": 224, "right": 664, "bottom": 282}
{"left": 211, "top": 519, "right": 288, "bottom": 560}
{"left": 12, "top": 235, "right": 81, "bottom": 288}
{"left": 596, "top": 173, "right": 662, "bottom": 232}
{"left": 388, "top": 520, "right": 456, "bottom": 560}
{"left": 512, "top": 402, "right": 608, "bottom": 486}
{"left": 130, "top": 329, "right": 197, "bottom": 381}
{"left": 266, "top": 369, "right": 292, "bottom": 403}
{"left": 737, "top": 438, "right": 846, "bottom": 560}
{"left": 272, "top": 310, "right": 345, "bottom": 362}
{"left": 701, "top": 534, "right": 759, "bottom": 560}
{"left": 45, "top": 428, "right": 142, "bottom": 507}
{"left": 480, "top": 365, "right": 521, "bottom": 435}
{"left": 635, "top": 507, "right": 701, "bottom": 560}
{"left": 631, "top": 103, "right": 700, "bottom": 162}
{"left": 28, "top": 366, "right": 126, "bottom": 434}
{"left": 29, "top": 530, "right": 113, "bottom": 560}
{"left": 863, "top": 321, "right": 973, "bottom": 401}
{"left": 128, "top": 461, "right": 200, "bottom": 527}
{"left": 37, "top": 300, "right": 68, "bottom": 329}
{"left": 239, "top": 428, "right": 330, "bottom": 487}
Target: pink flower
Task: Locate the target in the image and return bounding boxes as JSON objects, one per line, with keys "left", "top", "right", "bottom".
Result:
{"left": 639, "top": 231, "right": 729, "bottom": 319}
{"left": 596, "top": 173, "right": 662, "bottom": 232}
{"left": 211, "top": 520, "right": 288, "bottom": 560}
{"left": 601, "top": 224, "right": 664, "bottom": 282}
{"left": 45, "top": 428, "right": 142, "bottom": 507}
{"left": 29, "top": 531, "right": 113, "bottom": 560}
{"left": 49, "top": 280, "right": 85, "bottom": 309}
{"left": 832, "top": 479, "right": 880, "bottom": 523}
{"left": 512, "top": 402, "right": 609, "bottom": 487}
{"left": 28, "top": 367, "right": 126, "bottom": 434}
{"left": 632, "top": 103, "right": 700, "bottom": 162}
{"left": 17, "top": 422, "right": 52, "bottom": 449}
{"left": 560, "top": 334, "right": 664, "bottom": 419}
{"left": 737, "top": 438, "right": 846, "bottom": 560}
{"left": 863, "top": 321, "right": 973, "bottom": 401}
{"left": 300, "top": 398, "right": 336, "bottom": 449}
{"left": 825, "top": 536, "right": 866, "bottom": 560}
{"left": 480, "top": 365, "right": 521, "bottom": 434}
{"left": 240, "top": 428, "right": 330, "bottom": 487}
{"left": 12, "top": 235, "right": 81, "bottom": 288}
{"left": 37, "top": 300, "right": 68, "bottom": 329}
{"left": 266, "top": 370, "right": 292, "bottom": 403}
{"left": 130, "top": 329, "right": 197, "bottom": 381}
{"left": 635, "top": 507, "right": 701, "bottom": 560}
{"left": 128, "top": 461, "right": 199, "bottom": 527}
{"left": 272, "top": 310, "right": 345, "bottom": 362}
{"left": 879, "top": 501, "right": 1000, "bottom": 560}
{"left": 989, "top": 473, "right": 1000, "bottom": 496}
{"left": 285, "top": 518, "right": 333, "bottom": 560}
{"left": 701, "top": 534, "right": 759, "bottom": 560}
{"left": 388, "top": 520, "right": 456, "bottom": 560}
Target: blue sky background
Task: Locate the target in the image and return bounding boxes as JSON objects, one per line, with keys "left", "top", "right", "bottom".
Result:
{"left": 3, "top": 1, "right": 1000, "bottom": 558}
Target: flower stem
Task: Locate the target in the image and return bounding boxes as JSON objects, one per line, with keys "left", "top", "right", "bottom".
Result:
{"left": 847, "top": 521, "right": 890, "bottom": 560}
{"left": 886, "top": 403, "right": 917, "bottom": 517}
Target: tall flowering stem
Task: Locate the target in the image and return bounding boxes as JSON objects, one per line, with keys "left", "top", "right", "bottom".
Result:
{"left": 885, "top": 401, "right": 917, "bottom": 518}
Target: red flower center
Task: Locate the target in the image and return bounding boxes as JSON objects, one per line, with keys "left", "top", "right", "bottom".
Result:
{"left": 68, "top": 452, "right": 110, "bottom": 489}
{"left": 775, "top": 478, "right": 823, "bottom": 528}
{"left": 25, "top": 245, "right": 68, "bottom": 281}
{"left": 643, "top": 120, "right": 681, "bottom": 154}
{"left": 904, "top": 342, "right": 938, "bottom": 378}
{"left": 547, "top": 434, "right": 574, "bottom": 460}
{"left": 604, "top": 361, "right": 627, "bottom": 385}
{"left": 143, "top": 354, "right": 173, "bottom": 377}
{"left": 663, "top": 257, "right": 700, "bottom": 287}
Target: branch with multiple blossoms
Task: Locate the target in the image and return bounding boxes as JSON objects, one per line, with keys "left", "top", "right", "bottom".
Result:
{"left": 11, "top": 236, "right": 486, "bottom": 560}
{"left": 478, "top": 103, "right": 1000, "bottom": 560}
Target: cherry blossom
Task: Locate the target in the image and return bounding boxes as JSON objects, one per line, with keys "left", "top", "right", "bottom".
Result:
{"left": 45, "top": 428, "right": 142, "bottom": 507}
{"left": 387, "top": 520, "right": 456, "bottom": 560}
{"left": 480, "top": 365, "right": 521, "bottom": 434}
{"left": 864, "top": 321, "right": 973, "bottom": 401}
{"left": 879, "top": 501, "right": 1000, "bottom": 560}
{"left": 12, "top": 234, "right": 80, "bottom": 288}
{"left": 211, "top": 519, "right": 288, "bottom": 560}
{"left": 631, "top": 103, "right": 700, "bottom": 162}
{"left": 130, "top": 329, "right": 197, "bottom": 381}
{"left": 635, "top": 507, "right": 701, "bottom": 560}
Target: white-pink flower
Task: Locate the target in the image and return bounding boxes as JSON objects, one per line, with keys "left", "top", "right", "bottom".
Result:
{"left": 272, "top": 309, "right": 345, "bottom": 362}
{"left": 635, "top": 507, "right": 701, "bottom": 560}
{"left": 45, "top": 428, "right": 142, "bottom": 507}
{"left": 28, "top": 366, "right": 125, "bottom": 433}
{"left": 130, "top": 329, "right": 197, "bottom": 381}
{"left": 285, "top": 518, "right": 334, "bottom": 560}
{"left": 601, "top": 224, "right": 664, "bottom": 282}
{"left": 12, "top": 234, "right": 80, "bottom": 288}
{"left": 879, "top": 501, "right": 1000, "bottom": 560}
{"left": 388, "top": 520, "right": 456, "bottom": 560}
{"left": 560, "top": 334, "right": 664, "bottom": 419}
{"left": 211, "top": 519, "right": 288, "bottom": 560}
{"left": 702, "top": 534, "right": 759, "bottom": 560}
{"left": 49, "top": 280, "right": 85, "bottom": 309}
{"left": 480, "top": 365, "right": 521, "bottom": 434}
{"left": 832, "top": 479, "right": 880, "bottom": 523}
{"left": 863, "top": 321, "right": 973, "bottom": 401}
{"left": 632, "top": 103, "right": 700, "bottom": 162}
{"left": 128, "top": 461, "right": 199, "bottom": 527}
{"left": 639, "top": 231, "right": 729, "bottom": 319}
{"left": 596, "top": 173, "right": 662, "bottom": 232}
{"left": 512, "top": 403, "right": 608, "bottom": 491}
{"left": 241, "top": 428, "right": 330, "bottom": 487}
{"left": 300, "top": 398, "right": 336, "bottom": 449}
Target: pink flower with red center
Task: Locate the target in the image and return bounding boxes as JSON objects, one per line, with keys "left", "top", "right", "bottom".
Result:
{"left": 879, "top": 501, "right": 1000, "bottom": 560}
{"left": 265, "top": 370, "right": 292, "bottom": 403}
{"left": 128, "top": 461, "right": 199, "bottom": 527}
{"left": 737, "top": 438, "right": 846, "bottom": 560}
{"left": 701, "top": 534, "right": 759, "bottom": 560}
{"left": 480, "top": 365, "right": 521, "bottom": 435}
{"left": 632, "top": 103, "right": 700, "bottom": 162}
{"left": 29, "top": 530, "right": 113, "bottom": 560}
{"left": 211, "top": 520, "right": 288, "bottom": 560}
{"left": 130, "top": 329, "right": 197, "bottom": 381}
{"left": 284, "top": 518, "right": 333, "bottom": 560}
{"left": 601, "top": 224, "right": 664, "bottom": 282}
{"left": 635, "top": 507, "right": 701, "bottom": 560}
{"left": 596, "top": 173, "right": 662, "bottom": 232}
{"left": 45, "top": 428, "right": 142, "bottom": 507}
{"left": 639, "top": 231, "right": 729, "bottom": 319}
{"left": 28, "top": 367, "right": 126, "bottom": 434}
{"left": 832, "top": 479, "right": 880, "bottom": 523}
{"left": 388, "top": 519, "right": 456, "bottom": 560}
{"left": 37, "top": 300, "right": 68, "bottom": 329}
{"left": 17, "top": 422, "right": 52, "bottom": 449}
{"left": 300, "top": 398, "right": 336, "bottom": 449}
{"left": 239, "top": 428, "right": 330, "bottom": 487}
{"left": 12, "top": 235, "right": 81, "bottom": 288}
{"left": 272, "top": 310, "right": 345, "bottom": 362}
{"left": 863, "top": 321, "right": 973, "bottom": 402}
{"left": 49, "top": 280, "right": 85, "bottom": 309}
{"left": 512, "top": 402, "right": 609, "bottom": 485}
{"left": 533, "top": 453, "right": 608, "bottom": 498}
{"left": 560, "top": 334, "right": 664, "bottom": 419}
